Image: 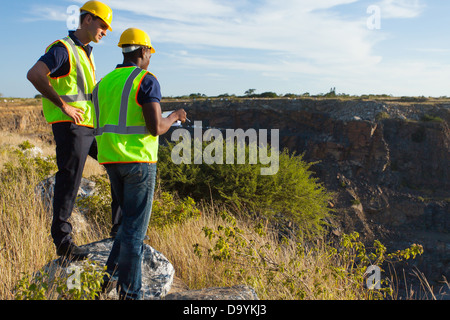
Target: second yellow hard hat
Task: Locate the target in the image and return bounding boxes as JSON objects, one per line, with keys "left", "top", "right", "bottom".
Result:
{"left": 118, "top": 28, "right": 155, "bottom": 53}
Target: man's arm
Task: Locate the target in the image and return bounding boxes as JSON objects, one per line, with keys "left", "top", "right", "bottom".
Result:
{"left": 142, "top": 101, "right": 186, "bottom": 136}
{"left": 26, "top": 61, "right": 85, "bottom": 124}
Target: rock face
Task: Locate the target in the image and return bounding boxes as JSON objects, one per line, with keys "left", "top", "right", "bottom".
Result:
{"left": 160, "top": 98, "right": 449, "bottom": 284}
{"left": 35, "top": 175, "right": 97, "bottom": 212}
{"left": 0, "top": 99, "right": 48, "bottom": 133}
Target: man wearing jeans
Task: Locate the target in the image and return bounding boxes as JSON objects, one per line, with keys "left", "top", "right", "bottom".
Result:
{"left": 92, "top": 28, "right": 186, "bottom": 300}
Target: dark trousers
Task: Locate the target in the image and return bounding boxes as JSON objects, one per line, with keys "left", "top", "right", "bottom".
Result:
{"left": 51, "top": 122, "right": 122, "bottom": 247}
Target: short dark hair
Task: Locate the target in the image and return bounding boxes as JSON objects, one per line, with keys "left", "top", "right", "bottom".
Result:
{"left": 80, "top": 11, "right": 98, "bottom": 25}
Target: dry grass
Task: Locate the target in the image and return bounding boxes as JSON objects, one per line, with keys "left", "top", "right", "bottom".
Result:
{"left": 147, "top": 204, "right": 372, "bottom": 300}
{"left": 0, "top": 130, "right": 107, "bottom": 299}
{"left": 0, "top": 175, "right": 53, "bottom": 299}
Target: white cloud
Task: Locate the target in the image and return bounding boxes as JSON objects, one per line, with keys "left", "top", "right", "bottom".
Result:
{"left": 23, "top": 5, "right": 70, "bottom": 22}
{"left": 105, "top": 0, "right": 383, "bottom": 69}
{"left": 22, "top": 0, "right": 385, "bottom": 69}
{"left": 376, "top": 0, "right": 425, "bottom": 19}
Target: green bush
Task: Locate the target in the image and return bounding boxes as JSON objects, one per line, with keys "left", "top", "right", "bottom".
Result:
{"left": 157, "top": 141, "right": 333, "bottom": 240}
{"left": 76, "top": 174, "right": 112, "bottom": 232}
{"left": 421, "top": 114, "right": 444, "bottom": 123}
{"left": 151, "top": 191, "right": 202, "bottom": 229}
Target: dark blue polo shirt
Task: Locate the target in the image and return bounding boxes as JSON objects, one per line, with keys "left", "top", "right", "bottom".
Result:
{"left": 38, "top": 31, "right": 93, "bottom": 78}
{"left": 115, "top": 63, "right": 162, "bottom": 105}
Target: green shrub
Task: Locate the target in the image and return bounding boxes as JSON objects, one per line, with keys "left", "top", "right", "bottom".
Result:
{"left": 420, "top": 114, "right": 444, "bottom": 123}
{"left": 76, "top": 174, "right": 112, "bottom": 230}
{"left": 18, "top": 140, "right": 35, "bottom": 150}
{"left": 151, "top": 191, "right": 201, "bottom": 229}
{"left": 157, "top": 141, "right": 333, "bottom": 240}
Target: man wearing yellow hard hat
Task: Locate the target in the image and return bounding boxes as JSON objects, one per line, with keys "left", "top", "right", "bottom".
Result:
{"left": 93, "top": 28, "right": 186, "bottom": 300}
{"left": 27, "top": 1, "right": 121, "bottom": 260}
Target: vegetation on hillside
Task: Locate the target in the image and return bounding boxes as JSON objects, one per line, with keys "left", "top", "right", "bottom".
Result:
{"left": 160, "top": 87, "right": 448, "bottom": 103}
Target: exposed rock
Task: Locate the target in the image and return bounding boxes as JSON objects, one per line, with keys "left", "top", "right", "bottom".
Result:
{"left": 0, "top": 99, "right": 48, "bottom": 133}
{"left": 34, "top": 178, "right": 259, "bottom": 300}
{"left": 43, "top": 238, "right": 175, "bottom": 300}
{"left": 42, "top": 238, "right": 259, "bottom": 300}
{"left": 159, "top": 98, "right": 449, "bottom": 284}
{"left": 23, "top": 146, "right": 43, "bottom": 158}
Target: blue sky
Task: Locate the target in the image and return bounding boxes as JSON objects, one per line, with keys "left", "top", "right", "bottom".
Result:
{"left": 2, "top": 0, "right": 450, "bottom": 98}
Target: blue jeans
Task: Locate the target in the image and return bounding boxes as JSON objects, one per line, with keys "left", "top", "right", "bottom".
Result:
{"left": 103, "top": 162, "right": 157, "bottom": 300}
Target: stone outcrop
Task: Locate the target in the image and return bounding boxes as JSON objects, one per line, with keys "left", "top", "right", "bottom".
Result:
{"left": 0, "top": 99, "right": 48, "bottom": 133}
{"left": 36, "top": 175, "right": 97, "bottom": 212}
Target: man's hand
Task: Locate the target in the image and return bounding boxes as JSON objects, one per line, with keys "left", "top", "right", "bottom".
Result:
{"left": 61, "top": 102, "right": 84, "bottom": 124}
{"left": 173, "top": 109, "right": 187, "bottom": 123}
{"left": 142, "top": 102, "right": 187, "bottom": 136}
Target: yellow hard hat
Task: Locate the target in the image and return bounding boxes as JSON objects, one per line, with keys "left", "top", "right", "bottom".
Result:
{"left": 80, "top": 1, "right": 113, "bottom": 31}
{"left": 118, "top": 28, "right": 155, "bottom": 53}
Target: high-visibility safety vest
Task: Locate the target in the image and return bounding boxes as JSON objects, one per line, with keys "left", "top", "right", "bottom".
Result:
{"left": 42, "top": 36, "right": 96, "bottom": 127}
{"left": 92, "top": 66, "right": 159, "bottom": 164}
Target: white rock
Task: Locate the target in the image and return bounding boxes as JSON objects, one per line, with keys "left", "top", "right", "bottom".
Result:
{"left": 42, "top": 238, "right": 175, "bottom": 300}
{"left": 23, "top": 146, "right": 43, "bottom": 158}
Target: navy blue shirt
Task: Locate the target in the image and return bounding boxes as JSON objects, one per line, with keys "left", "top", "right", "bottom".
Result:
{"left": 115, "top": 63, "right": 162, "bottom": 105}
{"left": 38, "top": 31, "right": 93, "bottom": 78}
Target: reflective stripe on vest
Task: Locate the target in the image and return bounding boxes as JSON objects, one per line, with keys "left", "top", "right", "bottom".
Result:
{"left": 93, "top": 66, "right": 158, "bottom": 164}
{"left": 59, "top": 37, "right": 93, "bottom": 103}
{"left": 92, "top": 67, "right": 149, "bottom": 136}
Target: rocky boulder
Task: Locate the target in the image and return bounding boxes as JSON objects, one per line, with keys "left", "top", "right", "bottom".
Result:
{"left": 43, "top": 238, "right": 175, "bottom": 300}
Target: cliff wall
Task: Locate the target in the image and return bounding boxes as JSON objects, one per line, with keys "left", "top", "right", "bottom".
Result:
{"left": 161, "top": 98, "right": 449, "bottom": 283}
